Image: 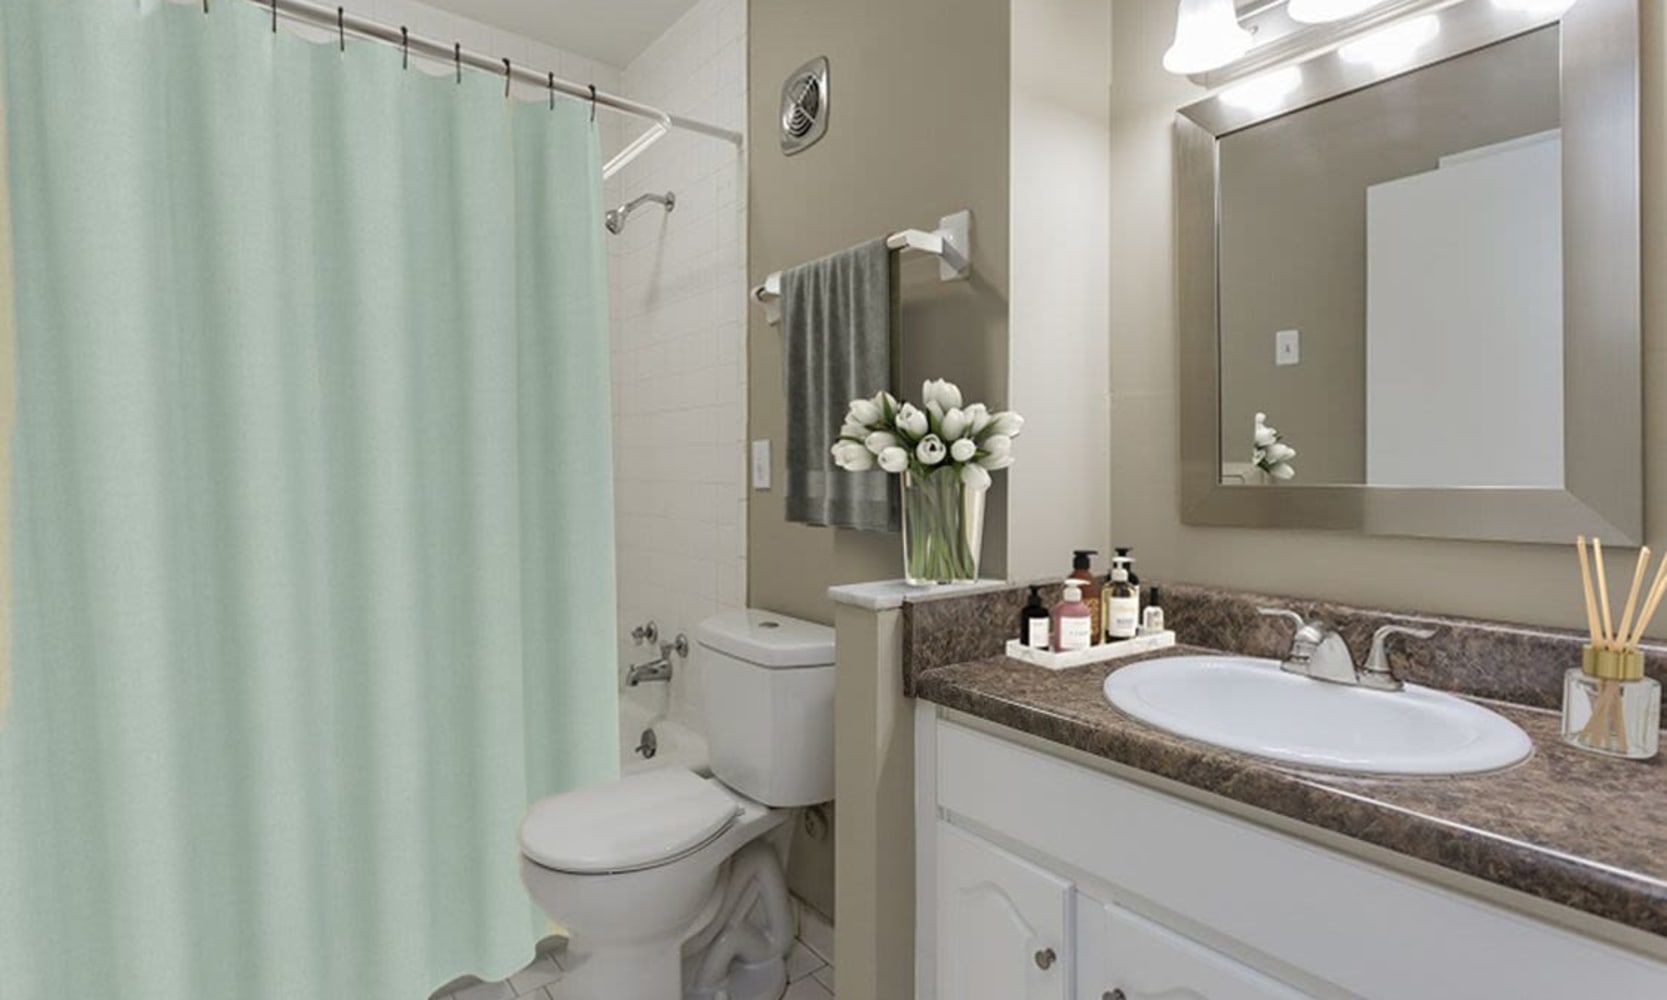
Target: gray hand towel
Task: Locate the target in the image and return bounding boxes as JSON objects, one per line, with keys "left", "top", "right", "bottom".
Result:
{"left": 781, "top": 238, "right": 900, "bottom": 531}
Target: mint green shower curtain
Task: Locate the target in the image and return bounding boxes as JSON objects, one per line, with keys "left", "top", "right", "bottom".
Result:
{"left": 0, "top": 2, "right": 619, "bottom": 998}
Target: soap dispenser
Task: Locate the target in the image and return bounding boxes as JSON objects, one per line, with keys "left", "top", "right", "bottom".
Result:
{"left": 1104, "top": 558, "right": 1140, "bottom": 641}
{"left": 1053, "top": 580, "right": 1093, "bottom": 653}
{"left": 1115, "top": 546, "right": 1141, "bottom": 610}
{"left": 1019, "top": 585, "right": 1052, "bottom": 650}
{"left": 1070, "top": 550, "right": 1104, "bottom": 645}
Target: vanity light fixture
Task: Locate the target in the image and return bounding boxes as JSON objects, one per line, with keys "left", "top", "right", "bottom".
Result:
{"left": 1337, "top": 14, "right": 1440, "bottom": 70}
{"left": 1163, "top": 0, "right": 1255, "bottom": 75}
{"left": 1219, "top": 66, "right": 1304, "bottom": 113}
{"left": 1286, "top": 0, "right": 1388, "bottom": 24}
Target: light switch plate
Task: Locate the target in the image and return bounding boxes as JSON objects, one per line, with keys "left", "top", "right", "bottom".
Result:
{"left": 1275, "top": 329, "right": 1300, "bottom": 366}
{"left": 751, "top": 439, "right": 771, "bottom": 490}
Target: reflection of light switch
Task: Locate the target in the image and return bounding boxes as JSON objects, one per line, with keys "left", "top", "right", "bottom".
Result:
{"left": 1276, "top": 329, "right": 1300, "bottom": 366}
{"left": 751, "top": 440, "right": 772, "bottom": 490}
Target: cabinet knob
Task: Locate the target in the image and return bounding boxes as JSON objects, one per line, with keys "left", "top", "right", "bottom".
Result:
{"left": 1103, "top": 991, "right": 1127, "bottom": 1000}
{"left": 1034, "top": 947, "right": 1057, "bottom": 970}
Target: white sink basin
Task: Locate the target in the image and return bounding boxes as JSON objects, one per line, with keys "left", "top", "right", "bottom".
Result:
{"left": 1103, "top": 655, "right": 1532, "bottom": 776}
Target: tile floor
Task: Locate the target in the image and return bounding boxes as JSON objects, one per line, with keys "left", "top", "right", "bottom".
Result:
{"left": 440, "top": 901, "right": 835, "bottom": 1000}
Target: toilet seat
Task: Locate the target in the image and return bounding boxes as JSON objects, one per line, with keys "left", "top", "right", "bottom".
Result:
{"left": 519, "top": 768, "right": 741, "bottom": 875}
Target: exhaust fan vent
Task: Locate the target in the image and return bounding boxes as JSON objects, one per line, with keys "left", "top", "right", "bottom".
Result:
{"left": 780, "top": 56, "right": 829, "bottom": 155}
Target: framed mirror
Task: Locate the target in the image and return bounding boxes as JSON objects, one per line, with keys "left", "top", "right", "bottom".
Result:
{"left": 1178, "top": 0, "right": 1640, "bottom": 543}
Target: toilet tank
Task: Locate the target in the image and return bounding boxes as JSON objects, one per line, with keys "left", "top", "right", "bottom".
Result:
{"left": 696, "top": 609, "right": 836, "bottom": 807}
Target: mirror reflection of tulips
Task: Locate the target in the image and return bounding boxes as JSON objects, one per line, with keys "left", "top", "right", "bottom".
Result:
{"left": 1253, "top": 411, "right": 1297, "bottom": 482}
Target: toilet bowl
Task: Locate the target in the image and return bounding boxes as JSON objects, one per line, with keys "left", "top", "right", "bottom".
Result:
{"left": 518, "top": 610, "right": 835, "bottom": 1000}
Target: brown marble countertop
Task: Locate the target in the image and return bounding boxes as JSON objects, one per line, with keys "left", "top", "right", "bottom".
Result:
{"left": 916, "top": 646, "right": 1667, "bottom": 940}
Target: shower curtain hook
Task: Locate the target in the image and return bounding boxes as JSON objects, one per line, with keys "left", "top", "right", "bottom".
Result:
{"left": 400, "top": 27, "right": 409, "bottom": 70}
{"left": 270, "top": 0, "right": 277, "bottom": 33}
{"left": 337, "top": 7, "right": 345, "bottom": 52}
{"left": 504, "top": 58, "right": 512, "bottom": 99}
{"left": 548, "top": 72, "right": 556, "bottom": 111}
{"left": 455, "top": 43, "right": 462, "bottom": 85}
{"left": 202, "top": 0, "right": 208, "bottom": 14}
{"left": 588, "top": 84, "right": 597, "bottom": 122}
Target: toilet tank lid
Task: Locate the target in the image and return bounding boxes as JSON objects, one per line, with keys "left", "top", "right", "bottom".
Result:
{"left": 696, "top": 609, "right": 835, "bottom": 669}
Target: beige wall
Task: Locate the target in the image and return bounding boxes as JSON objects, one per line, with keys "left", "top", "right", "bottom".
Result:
{"left": 1006, "top": 0, "right": 1114, "bottom": 581}
{"left": 0, "top": 75, "right": 12, "bottom": 732}
{"left": 1217, "top": 27, "right": 1558, "bottom": 486}
{"left": 747, "top": 0, "right": 1012, "bottom": 626}
{"left": 1112, "top": 0, "right": 1664, "bottom": 635}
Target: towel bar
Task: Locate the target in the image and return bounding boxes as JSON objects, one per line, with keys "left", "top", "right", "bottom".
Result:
{"left": 750, "top": 209, "right": 971, "bottom": 326}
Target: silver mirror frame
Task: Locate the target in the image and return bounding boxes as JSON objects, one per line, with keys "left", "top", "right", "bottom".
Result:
{"left": 1178, "top": 0, "right": 1641, "bottom": 544}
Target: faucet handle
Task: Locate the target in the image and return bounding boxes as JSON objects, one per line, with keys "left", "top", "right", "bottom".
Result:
{"left": 1257, "top": 607, "right": 1307, "bottom": 630}
{"left": 1362, "top": 624, "right": 1436, "bottom": 689}
{"left": 1257, "top": 608, "right": 1325, "bottom": 661}
{"left": 630, "top": 620, "right": 659, "bottom": 646}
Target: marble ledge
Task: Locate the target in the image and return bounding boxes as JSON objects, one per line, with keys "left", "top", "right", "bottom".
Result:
{"left": 827, "top": 579, "right": 1009, "bottom": 613}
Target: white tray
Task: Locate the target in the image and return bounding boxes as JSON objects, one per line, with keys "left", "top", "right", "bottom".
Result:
{"left": 1004, "top": 630, "right": 1176, "bottom": 671}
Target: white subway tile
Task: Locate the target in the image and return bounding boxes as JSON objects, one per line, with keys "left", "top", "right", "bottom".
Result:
{"left": 600, "top": 0, "right": 748, "bottom": 739}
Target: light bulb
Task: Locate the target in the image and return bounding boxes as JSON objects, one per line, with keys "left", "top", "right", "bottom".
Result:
{"left": 1220, "top": 67, "right": 1304, "bottom": 113}
{"left": 1163, "top": 0, "right": 1255, "bottom": 76}
{"left": 1288, "top": 0, "right": 1388, "bottom": 23}
{"left": 1338, "top": 15, "right": 1441, "bottom": 70}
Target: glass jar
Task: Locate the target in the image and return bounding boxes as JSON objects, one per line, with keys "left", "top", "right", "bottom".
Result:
{"left": 1561, "top": 668, "right": 1660, "bottom": 760}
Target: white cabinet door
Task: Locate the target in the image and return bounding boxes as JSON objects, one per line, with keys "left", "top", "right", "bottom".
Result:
{"left": 938, "top": 820, "right": 1074, "bottom": 1000}
{"left": 1081, "top": 899, "right": 1312, "bottom": 1000}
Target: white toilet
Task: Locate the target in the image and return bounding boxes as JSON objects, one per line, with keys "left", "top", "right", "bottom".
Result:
{"left": 518, "top": 609, "right": 836, "bottom": 1000}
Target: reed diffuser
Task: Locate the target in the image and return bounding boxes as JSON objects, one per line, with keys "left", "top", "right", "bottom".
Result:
{"left": 1565, "top": 537, "right": 1662, "bottom": 759}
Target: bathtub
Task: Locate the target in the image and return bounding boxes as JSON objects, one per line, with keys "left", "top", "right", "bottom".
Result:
{"left": 619, "top": 695, "right": 710, "bottom": 776}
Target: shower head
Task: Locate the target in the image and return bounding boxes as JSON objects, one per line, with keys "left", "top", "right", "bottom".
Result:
{"left": 604, "top": 191, "right": 676, "bottom": 234}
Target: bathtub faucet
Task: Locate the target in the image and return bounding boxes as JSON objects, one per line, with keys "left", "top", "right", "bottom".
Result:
{"left": 625, "top": 634, "right": 688, "bottom": 687}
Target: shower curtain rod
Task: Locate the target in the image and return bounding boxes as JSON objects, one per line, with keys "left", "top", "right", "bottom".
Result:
{"left": 228, "top": 0, "right": 744, "bottom": 179}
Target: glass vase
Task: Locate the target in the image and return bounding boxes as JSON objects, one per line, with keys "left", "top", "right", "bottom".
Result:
{"left": 1561, "top": 666, "right": 1660, "bottom": 760}
{"left": 901, "top": 465, "right": 986, "bottom": 585}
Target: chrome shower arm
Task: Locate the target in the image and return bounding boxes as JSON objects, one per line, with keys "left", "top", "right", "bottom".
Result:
{"left": 604, "top": 191, "right": 676, "bottom": 234}
{"left": 621, "top": 192, "right": 675, "bottom": 214}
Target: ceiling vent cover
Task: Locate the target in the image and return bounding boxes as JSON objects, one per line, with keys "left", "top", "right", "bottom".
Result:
{"left": 780, "top": 56, "right": 830, "bottom": 155}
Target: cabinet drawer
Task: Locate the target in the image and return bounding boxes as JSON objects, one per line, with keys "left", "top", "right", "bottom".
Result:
{"left": 1082, "top": 898, "right": 1311, "bottom": 1000}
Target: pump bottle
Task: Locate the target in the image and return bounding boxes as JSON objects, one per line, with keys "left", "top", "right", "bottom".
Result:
{"left": 1053, "top": 580, "right": 1094, "bottom": 652}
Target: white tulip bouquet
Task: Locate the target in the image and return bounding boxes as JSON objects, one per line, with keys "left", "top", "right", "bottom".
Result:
{"left": 1253, "top": 411, "right": 1297, "bottom": 482}
{"left": 831, "top": 379, "right": 1023, "bottom": 583}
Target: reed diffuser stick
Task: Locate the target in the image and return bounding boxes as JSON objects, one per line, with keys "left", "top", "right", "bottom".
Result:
{"left": 1627, "top": 560, "right": 1667, "bottom": 650}
{"left": 1577, "top": 537, "right": 1602, "bottom": 648}
{"left": 1616, "top": 546, "right": 1652, "bottom": 651}
{"left": 1593, "top": 538, "right": 1614, "bottom": 648}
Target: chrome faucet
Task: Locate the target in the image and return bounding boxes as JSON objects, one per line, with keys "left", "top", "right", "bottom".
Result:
{"left": 625, "top": 633, "right": 689, "bottom": 687}
{"left": 1257, "top": 609, "right": 1434, "bottom": 691}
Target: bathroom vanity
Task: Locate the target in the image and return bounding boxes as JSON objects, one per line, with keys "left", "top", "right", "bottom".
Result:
{"left": 900, "top": 0, "right": 1665, "bottom": 994}
{"left": 911, "top": 645, "right": 1667, "bottom": 1000}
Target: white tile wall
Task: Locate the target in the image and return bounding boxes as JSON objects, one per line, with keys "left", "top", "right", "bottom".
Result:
{"left": 608, "top": 0, "right": 749, "bottom": 732}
